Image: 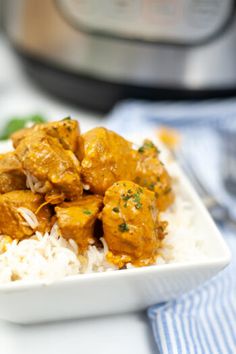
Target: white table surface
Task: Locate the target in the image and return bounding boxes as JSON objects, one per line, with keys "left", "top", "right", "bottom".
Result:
{"left": 0, "top": 312, "right": 157, "bottom": 354}
{"left": 0, "top": 36, "right": 157, "bottom": 354}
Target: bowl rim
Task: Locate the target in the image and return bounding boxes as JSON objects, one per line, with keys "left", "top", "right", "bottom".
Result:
{"left": 0, "top": 251, "right": 230, "bottom": 292}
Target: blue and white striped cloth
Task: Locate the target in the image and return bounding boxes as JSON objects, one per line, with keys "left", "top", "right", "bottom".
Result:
{"left": 107, "top": 99, "right": 236, "bottom": 354}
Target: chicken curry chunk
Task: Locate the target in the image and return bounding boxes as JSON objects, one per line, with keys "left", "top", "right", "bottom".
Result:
{"left": 134, "top": 140, "right": 174, "bottom": 211}
{"left": 0, "top": 190, "right": 51, "bottom": 239}
{"left": 55, "top": 195, "right": 103, "bottom": 252}
{"left": 78, "top": 127, "right": 137, "bottom": 195}
{"left": 0, "top": 152, "right": 26, "bottom": 193}
{"left": 15, "top": 131, "right": 83, "bottom": 200}
{"left": 0, "top": 118, "right": 174, "bottom": 270}
{"left": 102, "top": 181, "right": 166, "bottom": 268}
{"left": 11, "top": 118, "right": 79, "bottom": 152}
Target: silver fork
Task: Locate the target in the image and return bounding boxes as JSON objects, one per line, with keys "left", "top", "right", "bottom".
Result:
{"left": 173, "top": 148, "right": 236, "bottom": 229}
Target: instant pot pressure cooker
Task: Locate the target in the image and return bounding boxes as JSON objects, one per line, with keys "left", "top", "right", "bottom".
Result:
{"left": 4, "top": 0, "right": 236, "bottom": 111}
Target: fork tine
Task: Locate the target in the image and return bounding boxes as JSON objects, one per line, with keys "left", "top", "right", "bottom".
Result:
{"left": 172, "top": 148, "right": 209, "bottom": 198}
{"left": 172, "top": 147, "right": 236, "bottom": 225}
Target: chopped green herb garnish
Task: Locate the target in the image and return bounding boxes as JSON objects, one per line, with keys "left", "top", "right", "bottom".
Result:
{"left": 121, "top": 189, "right": 143, "bottom": 209}
{"left": 133, "top": 191, "right": 142, "bottom": 209}
{"left": 138, "top": 146, "right": 145, "bottom": 153}
{"left": 144, "top": 141, "right": 155, "bottom": 148}
{"left": 0, "top": 114, "right": 46, "bottom": 140}
{"left": 135, "top": 203, "right": 142, "bottom": 209}
{"left": 149, "top": 183, "right": 155, "bottom": 191}
{"left": 62, "top": 116, "right": 71, "bottom": 121}
{"left": 83, "top": 209, "right": 92, "bottom": 215}
{"left": 138, "top": 140, "right": 159, "bottom": 154}
{"left": 133, "top": 193, "right": 140, "bottom": 203}
{"left": 112, "top": 207, "right": 119, "bottom": 213}
{"left": 122, "top": 194, "right": 132, "bottom": 201}
{"left": 118, "top": 223, "right": 129, "bottom": 232}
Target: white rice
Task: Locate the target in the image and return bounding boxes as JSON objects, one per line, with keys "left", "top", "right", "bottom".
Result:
{"left": 26, "top": 172, "right": 48, "bottom": 194}
{"left": 0, "top": 231, "right": 80, "bottom": 283}
{"left": 82, "top": 183, "right": 90, "bottom": 191}
{"left": 0, "top": 159, "right": 211, "bottom": 284}
{"left": 17, "top": 207, "right": 39, "bottom": 229}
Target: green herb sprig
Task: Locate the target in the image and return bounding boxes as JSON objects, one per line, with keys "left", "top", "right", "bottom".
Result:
{"left": 118, "top": 223, "right": 129, "bottom": 232}
{"left": 0, "top": 114, "right": 46, "bottom": 140}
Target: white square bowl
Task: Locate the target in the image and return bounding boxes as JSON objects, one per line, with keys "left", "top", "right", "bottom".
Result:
{"left": 0, "top": 140, "right": 231, "bottom": 324}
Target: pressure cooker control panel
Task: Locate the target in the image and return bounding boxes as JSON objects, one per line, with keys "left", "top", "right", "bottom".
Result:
{"left": 57, "top": 0, "right": 234, "bottom": 44}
